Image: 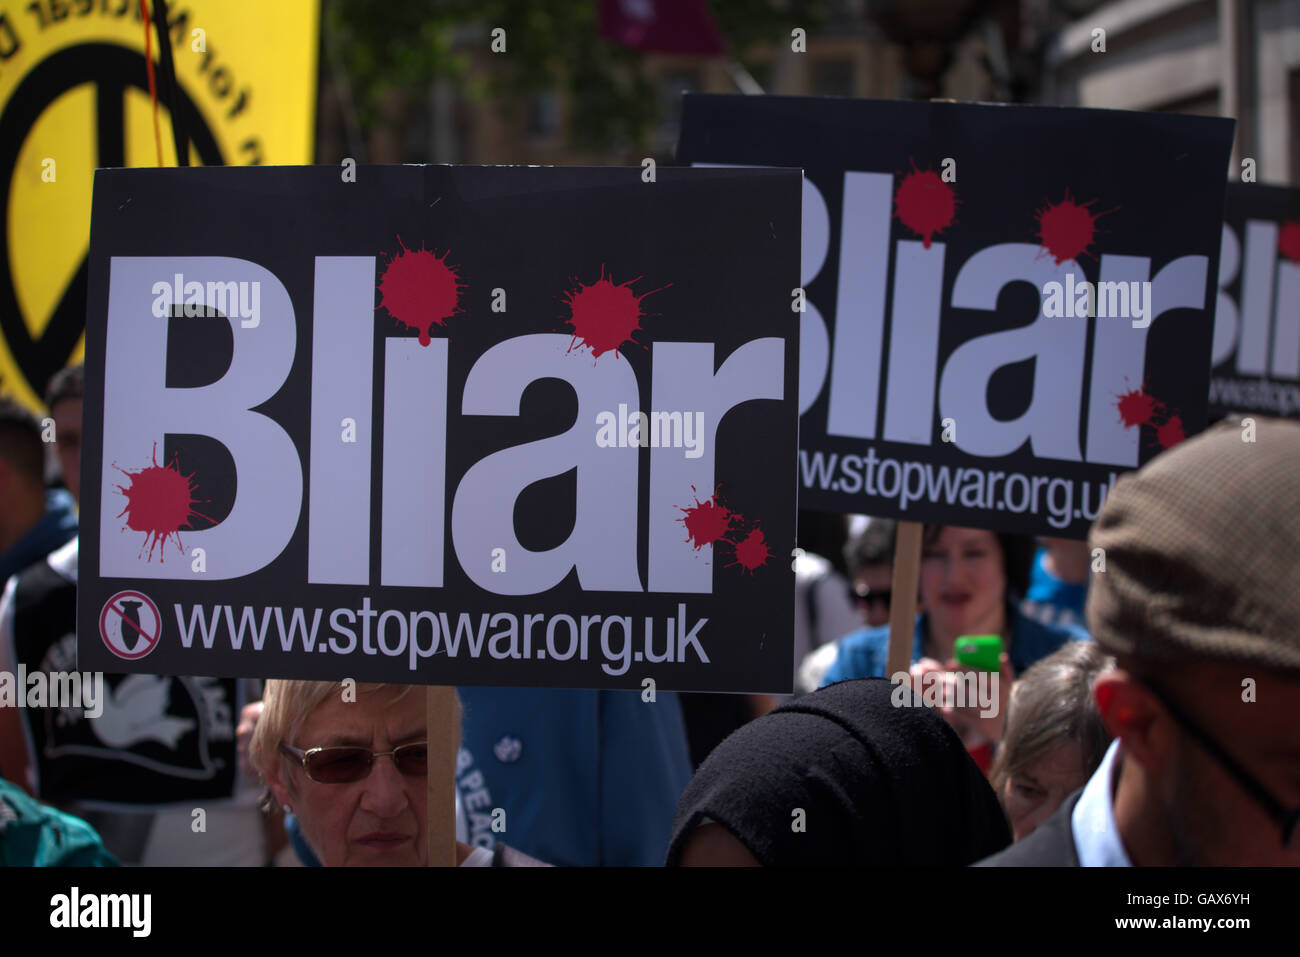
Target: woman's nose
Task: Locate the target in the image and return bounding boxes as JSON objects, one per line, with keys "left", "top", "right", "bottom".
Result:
{"left": 360, "top": 753, "right": 408, "bottom": 816}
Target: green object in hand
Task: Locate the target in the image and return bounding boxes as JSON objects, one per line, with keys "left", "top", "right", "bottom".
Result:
{"left": 954, "top": 634, "right": 1003, "bottom": 672}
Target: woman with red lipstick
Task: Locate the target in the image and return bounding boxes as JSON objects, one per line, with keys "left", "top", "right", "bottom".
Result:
{"left": 249, "top": 679, "right": 547, "bottom": 866}
{"left": 821, "top": 525, "right": 1090, "bottom": 761}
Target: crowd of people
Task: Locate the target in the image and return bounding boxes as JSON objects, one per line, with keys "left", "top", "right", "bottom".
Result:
{"left": 0, "top": 364, "right": 1295, "bottom": 867}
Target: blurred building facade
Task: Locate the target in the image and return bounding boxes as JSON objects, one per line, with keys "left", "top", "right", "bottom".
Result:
{"left": 316, "top": 0, "right": 1297, "bottom": 186}
{"left": 1039, "top": 0, "right": 1299, "bottom": 185}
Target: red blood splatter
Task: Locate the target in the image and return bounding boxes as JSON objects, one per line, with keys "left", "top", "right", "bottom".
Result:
{"left": 114, "top": 444, "right": 212, "bottom": 562}
{"left": 1279, "top": 222, "right": 1300, "bottom": 264}
{"left": 677, "top": 485, "right": 739, "bottom": 551}
{"left": 1035, "top": 190, "right": 1117, "bottom": 265}
{"left": 1114, "top": 382, "right": 1160, "bottom": 429}
{"left": 562, "top": 264, "right": 670, "bottom": 360}
{"left": 893, "top": 162, "right": 957, "bottom": 249}
{"left": 1114, "top": 380, "right": 1185, "bottom": 451}
{"left": 727, "top": 526, "right": 772, "bottom": 575}
{"left": 1155, "top": 413, "right": 1185, "bottom": 450}
{"left": 376, "top": 236, "right": 464, "bottom": 347}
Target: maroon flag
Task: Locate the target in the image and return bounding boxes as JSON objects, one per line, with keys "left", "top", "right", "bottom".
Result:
{"left": 597, "top": 0, "right": 727, "bottom": 57}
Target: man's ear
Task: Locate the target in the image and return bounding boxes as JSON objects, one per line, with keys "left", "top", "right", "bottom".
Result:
{"left": 1094, "top": 670, "right": 1174, "bottom": 773}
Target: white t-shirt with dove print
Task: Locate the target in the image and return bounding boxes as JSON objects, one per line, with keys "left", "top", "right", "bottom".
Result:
{"left": 0, "top": 538, "right": 264, "bottom": 865}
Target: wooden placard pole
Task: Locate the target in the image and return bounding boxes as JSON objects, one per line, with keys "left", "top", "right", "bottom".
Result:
{"left": 885, "top": 521, "right": 923, "bottom": 679}
{"left": 426, "top": 685, "right": 457, "bottom": 867}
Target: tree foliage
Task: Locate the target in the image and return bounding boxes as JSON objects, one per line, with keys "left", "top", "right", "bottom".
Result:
{"left": 324, "top": 0, "right": 824, "bottom": 155}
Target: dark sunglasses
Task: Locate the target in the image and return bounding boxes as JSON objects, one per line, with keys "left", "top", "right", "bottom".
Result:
{"left": 279, "top": 741, "right": 428, "bottom": 784}
{"left": 848, "top": 583, "right": 891, "bottom": 610}
{"left": 1141, "top": 679, "right": 1300, "bottom": 847}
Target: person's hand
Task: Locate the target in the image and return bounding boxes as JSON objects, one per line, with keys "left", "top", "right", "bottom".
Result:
{"left": 907, "top": 657, "right": 946, "bottom": 697}
{"left": 938, "top": 653, "right": 1016, "bottom": 747}
{"left": 236, "top": 700, "right": 264, "bottom": 779}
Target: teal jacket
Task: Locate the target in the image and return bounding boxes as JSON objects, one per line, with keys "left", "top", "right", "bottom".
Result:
{"left": 0, "top": 778, "right": 118, "bottom": 867}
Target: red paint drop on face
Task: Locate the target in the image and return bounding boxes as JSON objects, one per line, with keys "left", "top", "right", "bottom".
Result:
{"left": 1114, "top": 383, "right": 1160, "bottom": 429}
{"left": 727, "top": 526, "right": 772, "bottom": 575}
{"left": 1036, "top": 190, "right": 1116, "bottom": 265}
{"left": 376, "top": 236, "right": 464, "bottom": 347}
{"left": 114, "top": 444, "right": 211, "bottom": 562}
{"left": 1279, "top": 222, "right": 1300, "bottom": 264}
{"left": 893, "top": 164, "right": 957, "bottom": 249}
{"left": 1155, "top": 413, "right": 1186, "bottom": 450}
{"left": 563, "top": 265, "right": 670, "bottom": 360}
{"left": 677, "top": 485, "right": 739, "bottom": 551}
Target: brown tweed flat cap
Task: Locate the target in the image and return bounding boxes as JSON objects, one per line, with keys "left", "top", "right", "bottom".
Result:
{"left": 1087, "top": 417, "right": 1300, "bottom": 676}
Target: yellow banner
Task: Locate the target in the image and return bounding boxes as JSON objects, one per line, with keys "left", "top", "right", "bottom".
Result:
{"left": 0, "top": 0, "right": 319, "bottom": 409}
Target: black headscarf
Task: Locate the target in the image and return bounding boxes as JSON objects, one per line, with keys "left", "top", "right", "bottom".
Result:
{"left": 666, "top": 678, "right": 1012, "bottom": 866}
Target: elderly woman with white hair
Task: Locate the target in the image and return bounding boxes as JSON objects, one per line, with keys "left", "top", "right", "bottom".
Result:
{"left": 249, "top": 679, "right": 547, "bottom": 866}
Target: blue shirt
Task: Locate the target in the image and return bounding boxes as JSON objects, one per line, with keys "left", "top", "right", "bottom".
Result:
{"left": 455, "top": 687, "right": 692, "bottom": 867}
{"left": 0, "top": 489, "right": 77, "bottom": 583}
{"left": 821, "top": 602, "right": 1089, "bottom": 686}
{"left": 1071, "top": 739, "right": 1132, "bottom": 866}
{"left": 1021, "top": 547, "right": 1088, "bottom": 631}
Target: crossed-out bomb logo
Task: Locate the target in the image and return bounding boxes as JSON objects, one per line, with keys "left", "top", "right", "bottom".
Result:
{"left": 99, "top": 589, "right": 161, "bottom": 660}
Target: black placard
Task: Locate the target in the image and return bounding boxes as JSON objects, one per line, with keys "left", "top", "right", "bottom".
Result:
{"left": 1209, "top": 181, "right": 1300, "bottom": 420}
{"left": 679, "top": 95, "right": 1235, "bottom": 538}
{"left": 77, "top": 165, "right": 801, "bottom": 693}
